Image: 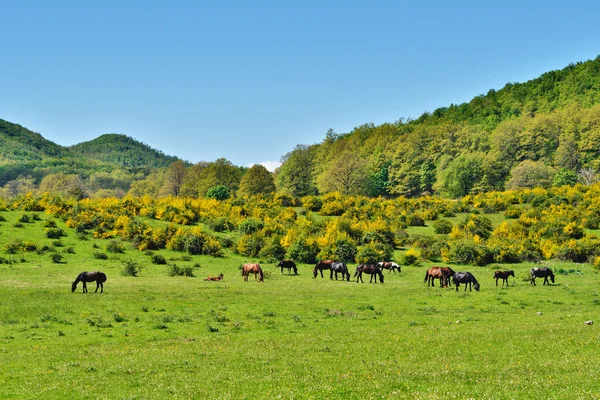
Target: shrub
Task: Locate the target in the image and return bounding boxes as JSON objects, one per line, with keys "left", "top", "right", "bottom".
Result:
{"left": 167, "top": 264, "right": 195, "bottom": 277}
{"left": 122, "top": 259, "right": 143, "bottom": 277}
{"left": 356, "top": 242, "right": 394, "bottom": 265}
{"left": 93, "top": 252, "right": 108, "bottom": 260}
{"left": 107, "top": 240, "right": 125, "bottom": 253}
{"left": 288, "top": 236, "right": 319, "bottom": 264}
{"left": 259, "top": 235, "right": 286, "bottom": 262}
{"left": 50, "top": 252, "right": 64, "bottom": 264}
{"left": 401, "top": 248, "right": 421, "bottom": 266}
{"left": 208, "top": 217, "right": 234, "bottom": 232}
{"left": 504, "top": 207, "right": 522, "bottom": 219}
{"left": 433, "top": 219, "right": 453, "bottom": 234}
{"left": 446, "top": 240, "right": 493, "bottom": 266}
{"left": 151, "top": 254, "right": 167, "bottom": 265}
{"left": 44, "top": 220, "right": 58, "bottom": 228}
{"left": 18, "top": 213, "right": 32, "bottom": 223}
{"left": 302, "top": 196, "right": 323, "bottom": 212}
{"left": 4, "top": 241, "right": 21, "bottom": 254}
{"left": 236, "top": 233, "right": 265, "bottom": 258}
{"left": 407, "top": 214, "right": 425, "bottom": 227}
{"left": 238, "top": 218, "right": 264, "bottom": 235}
{"left": 45, "top": 228, "right": 67, "bottom": 239}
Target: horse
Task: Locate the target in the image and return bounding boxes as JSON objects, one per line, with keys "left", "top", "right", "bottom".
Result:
{"left": 530, "top": 267, "right": 555, "bottom": 286}
{"left": 424, "top": 266, "right": 455, "bottom": 287}
{"left": 313, "top": 260, "right": 334, "bottom": 278}
{"left": 204, "top": 273, "right": 223, "bottom": 281}
{"left": 452, "top": 272, "right": 480, "bottom": 292}
{"left": 71, "top": 271, "right": 107, "bottom": 293}
{"left": 330, "top": 261, "right": 350, "bottom": 281}
{"left": 494, "top": 270, "right": 514, "bottom": 287}
{"left": 354, "top": 264, "right": 384, "bottom": 283}
{"left": 278, "top": 259, "right": 298, "bottom": 275}
{"left": 377, "top": 261, "right": 401, "bottom": 274}
{"left": 242, "top": 263, "right": 264, "bottom": 282}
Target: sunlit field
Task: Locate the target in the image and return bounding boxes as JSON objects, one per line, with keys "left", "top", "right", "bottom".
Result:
{"left": 1, "top": 208, "right": 599, "bottom": 399}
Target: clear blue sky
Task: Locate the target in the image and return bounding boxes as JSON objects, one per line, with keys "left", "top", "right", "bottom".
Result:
{"left": 1, "top": 1, "right": 599, "bottom": 170}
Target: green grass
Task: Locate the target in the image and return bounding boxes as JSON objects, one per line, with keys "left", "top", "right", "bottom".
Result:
{"left": 1, "top": 211, "right": 600, "bottom": 398}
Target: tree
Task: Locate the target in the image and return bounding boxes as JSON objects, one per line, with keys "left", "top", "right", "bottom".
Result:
{"left": 505, "top": 160, "right": 555, "bottom": 190}
{"left": 39, "top": 173, "right": 86, "bottom": 199}
{"left": 553, "top": 168, "right": 578, "bottom": 187}
{"left": 238, "top": 164, "right": 276, "bottom": 197}
{"left": 437, "top": 153, "right": 485, "bottom": 198}
{"left": 276, "top": 144, "right": 318, "bottom": 197}
{"left": 164, "top": 160, "right": 187, "bottom": 196}
{"left": 317, "top": 149, "right": 369, "bottom": 195}
{"left": 578, "top": 167, "right": 600, "bottom": 186}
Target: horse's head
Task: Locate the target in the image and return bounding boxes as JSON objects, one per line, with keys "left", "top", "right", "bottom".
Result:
{"left": 313, "top": 266, "right": 318, "bottom": 278}
{"left": 474, "top": 282, "right": 480, "bottom": 291}
{"left": 379, "top": 270, "right": 384, "bottom": 284}
{"left": 549, "top": 272, "right": 555, "bottom": 283}
{"left": 509, "top": 270, "right": 515, "bottom": 277}
{"left": 71, "top": 281, "right": 77, "bottom": 293}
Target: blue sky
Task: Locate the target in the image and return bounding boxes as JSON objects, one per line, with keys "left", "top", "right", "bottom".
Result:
{"left": 1, "top": 1, "right": 600, "bottom": 170}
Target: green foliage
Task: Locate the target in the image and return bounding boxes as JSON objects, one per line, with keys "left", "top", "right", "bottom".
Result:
{"left": 167, "top": 264, "right": 195, "bottom": 277}
{"left": 433, "top": 219, "right": 453, "bottom": 234}
{"left": 121, "top": 259, "right": 143, "bottom": 277}
{"left": 238, "top": 164, "right": 276, "bottom": 197}
{"left": 206, "top": 185, "right": 231, "bottom": 200}
{"left": 45, "top": 227, "right": 67, "bottom": 239}
{"left": 106, "top": 240, "right": 125, "bottom": 253}
{"left": 553, "top": 168, "right": 578, "bottom": 187}
{"left": 288, "top": 236, "right": 319, "bottom": 264}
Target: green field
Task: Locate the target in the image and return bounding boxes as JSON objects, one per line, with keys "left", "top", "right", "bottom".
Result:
{"left": 1, "top": 211, "right": 599, "bottom": 399}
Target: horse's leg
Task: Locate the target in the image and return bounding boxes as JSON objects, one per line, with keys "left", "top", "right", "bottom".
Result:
{"left": 82, "top": 282, "right": 87, "bottom": 293}
{"left": 95, "top": 281, "right": 100, "bottom": 293}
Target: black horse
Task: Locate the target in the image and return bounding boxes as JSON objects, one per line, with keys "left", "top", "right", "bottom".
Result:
{"left": 530, "top": 267, "right": 555, "bottom": 286}
{"left": 72, "top": 271, "right": 107, "bottom": 293}
{"left": 313, "top": 260, "right": 334, "bottom": 278}
{"left": 452, "top": 272, "right": 480, "bottom": 292}
{"left": 278, "top": 259, "right": 298, "bottom": 275}
{"left": 354, "top": 264, "right": 384, "bottom": 283}
{"left": 330, "top": 261, "right": 350, "bottom": 281}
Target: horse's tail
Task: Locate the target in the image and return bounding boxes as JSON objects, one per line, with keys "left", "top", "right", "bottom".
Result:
{"left": 424, "top": 270, "right": 429, "bottom": 283}
{"left": 259, "top": 267, "right": 264, "bottom": 282}
{"left": 99, "top": 272, "right": 107, "bottom": 283}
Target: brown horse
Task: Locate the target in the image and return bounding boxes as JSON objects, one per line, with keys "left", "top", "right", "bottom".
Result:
{"left": 377, "top": 261, "right": 401, "bottom": 274}
{"left": 72, "top": 271, "right": 107, "bottom": 293}
{"left": 242, "top": 263, "right": 264, "bottom": 282}
{"left": 313, "top": 260, "right": 334, "bottom": 278}
{"left": 204, "top": 273, "right": 224, "bottom": 281}
{"left": 494, "top": 270, "right": 514, "bottom": 287}
{"left": 424, "top": 266, "right": 455, "bottom": 287}
{"left": 354, "top": 264, "right": 384, "bottom": 283}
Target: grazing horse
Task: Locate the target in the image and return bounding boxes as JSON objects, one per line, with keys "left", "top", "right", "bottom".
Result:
{"left": 377, "top": 261, "right": 401, "bottom": 274}
{"left": 313, "top": 260, "right": 334, "bottom": 278}
{"left": 72, "top": 271, "right": 107, "bottom": 293}
{"left": 354, "top": 264, "right": 384, "bottom": 283}
{"left": 330, "top": 261, "right": 350, "bottom": 281}
{"left": 494, "top": 270, "right": 514, "bottom": 287}
{"left": 204, "top": 273, "right": 224, "bottom": 281}
{"left": 278, "top": 259, "right": 298, "bottom": 275}
{"left": 242, "top": 263, "right": 264, "bottom": 282}
{"left": 452, "top": 272, "right": 480, "bottom": 292}
{"left": 424, "top": 266, "right": 455, "bottom": 287}
{"left": 530, "top": 267, "right": 555, "bottom": 286}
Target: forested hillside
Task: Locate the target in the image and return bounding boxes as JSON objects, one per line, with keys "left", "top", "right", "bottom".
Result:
{"left": 276, "top": 56, "right": 600, "bottom": 198}
{"left": 69, "top": 134, "right": 180, "bottom": 168}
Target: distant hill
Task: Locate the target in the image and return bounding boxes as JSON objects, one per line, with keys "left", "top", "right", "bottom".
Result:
{"left": 69, "top": 134, "right": 180, "bottom": 168}
{"left": 0, "top": 119, "right": 70, "bottom": 163}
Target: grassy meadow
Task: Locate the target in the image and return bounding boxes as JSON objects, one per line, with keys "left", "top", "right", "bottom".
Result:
{"left": 1, "top": 210, "right": 600, "bottom": 399}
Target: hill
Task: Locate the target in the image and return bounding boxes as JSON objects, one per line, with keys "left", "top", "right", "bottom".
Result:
{"left": 0, "top": 119, "right": 70, "bottom": 163}
{"left": 69, "top": 134, "right": 180, "bottom": 168}
{"left": 276, "top": 55, "right": 600, "bottom": 198}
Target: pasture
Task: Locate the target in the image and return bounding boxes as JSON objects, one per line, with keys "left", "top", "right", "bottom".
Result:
{"left": 0, "top": 210, "right": 600, "bottom": 399}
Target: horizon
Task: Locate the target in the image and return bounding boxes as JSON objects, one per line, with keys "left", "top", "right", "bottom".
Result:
{"left": 2, "top": 1, "right": 600, "bottom": 170}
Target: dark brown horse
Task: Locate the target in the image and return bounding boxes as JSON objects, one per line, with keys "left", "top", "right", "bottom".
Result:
{"left": 452, "top": 272, "right": 480, "bottom": 292}
{"left": 354, "top": 264, "right": 384, "bottom": 283}
{"left": 313, "top": 260, "right": 334, "bottom": 278}
{"left": 72, "top": 271, "right": 107, "bottom": 293}
{"left": 278, "top": 259, "right": 298, "bottom": 275}
{"left": 424, "top": 266, "right": 455, "bottom": 287}
{"left": 377, "top": 261, "right": 401, "bottom": 274}
{"left": 494, "top": 270, "right": 514, "bottom": 287}
{"left": 242, "top": 263, "right": 263, "bottom": 282}
{"left": 204, "top": 273, "right": 224, "bottom": 281}
{"left": 530, "top": 267, "right": 554, "bottom": 286}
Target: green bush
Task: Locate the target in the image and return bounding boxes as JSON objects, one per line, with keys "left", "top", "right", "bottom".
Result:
{"left": 288, "top": 236, "right": 319, "bottom": 264}
{"left": 122, "top": 259, "right": 143, "bottom": 277}
{"left": 167, "top": 264, "right": 195, "bottom": 277}
{"left": 238, "top": 218, "right": 264, "bottom": 235}
{"left": 107, "top": 240, "right": 125, "bottom": 253}
{"left": 433, "top": 219, "right": 453, "bottom": 234}
{"left": 45, "top": 228, "right": 67, "bottom": 239}
{"left": 447, "top": 240, "right": 493, "bottom": 266}
{"left": 206, "top": 185, "right": 231, "bottom": 200}
{"left": 50, "top": 252, "right": 64, "bottom": 264}
{"left": 93, "top": 252, "right": 108, "bottom": 260}
{"left": 302, "top": 196, "right": 323, "bottom": 212}
{"left": 151, "top": 254, "right": 167, "bottom": 265}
